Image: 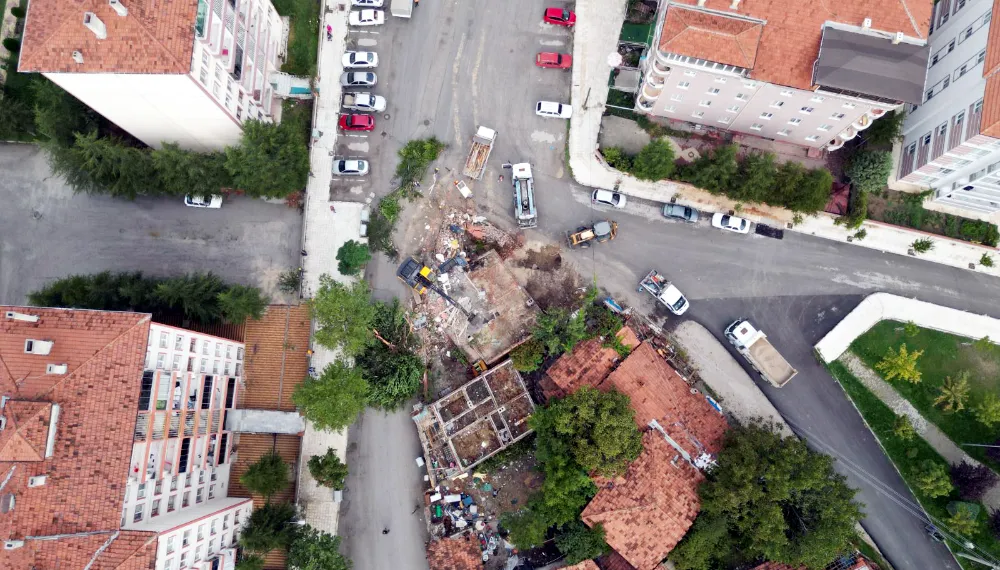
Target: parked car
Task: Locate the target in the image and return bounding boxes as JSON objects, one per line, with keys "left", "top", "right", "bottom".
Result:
{"left": 711, "top": 212, "right": 751, "bottom": 234}
{"left": 592, "top": 189, "right": 627, "bottom": 209}
{"left": 184, "top": 195, "right": 223, "bottom": 208}
{"left": 351, "top": 0, "right": 383, "bottom": 6}
{"left": 343, "top": 51, "right": 378, "bottom": 68}
{"left": 535, "top": 100, "right": 573, "bottom": 119}
{"left": 662, "top": 203, "right": 699, "bottom": 223}
{"left": 543, "top": 7, "right": 576, "bottom": 26}
{"left": 535, "top": 52, "right": 572, "bottom": 69}
{"left": 349, "top": 9, "right": 385, "bottom": 26}
{"left": 341, "top": 72, "right": 377, "bottom": 88}
{"left": 339, "top": 114, "right": 375, "bottom": 131}
{"left": 333, "top": 159, "right": 370, "bottom": 176}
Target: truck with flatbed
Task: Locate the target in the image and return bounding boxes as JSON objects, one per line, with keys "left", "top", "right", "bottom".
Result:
{"left": 566, "top": 220, "right": 617, "bottom": 248}
{"left": 462, "top": 126, "right": 497, "bottom": 180}
{"left": 724, "top": 319, "right": 798, "bottom": 387}
{"left": 342, "top": 92, "right": 386, "bottom": 112}
{"left": 638, "top": 270, "right": 689, "bottom": 315}
{"left": 512, "top": 163, "right": 537, "bottom": 228}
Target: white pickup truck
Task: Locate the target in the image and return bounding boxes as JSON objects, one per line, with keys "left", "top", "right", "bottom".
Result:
{"left": 342, "top": 92, "right": 386, "bottom": 112}
{"left": 638, "top": 270, "right": 689, "bottom": 315}
{"left": 725, "top": 319, "right": 797, "bottom": 387}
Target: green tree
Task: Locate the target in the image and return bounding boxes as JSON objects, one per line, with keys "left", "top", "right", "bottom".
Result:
{"left": 555, "top": 522, "right": 609, "bottom": 564}
{"left": 239, "top": 502, "right": 298, "bottom": 554}
{"left": 307, "top": 448, "right": 348, "bottom": 490}
{"left": 235, "top": 556, "right": 266, "bottom": 570}
{"left": 152, "top": 143, "right": 232, "bottom": 197}
{"left": 670, "top": 514, "right": 732, "bottom": 570}
{"left": 240, "top": 450, "right": 291, "bottom": 500}
{"left": 356, "top": 343, "right": 424, "bottom": 409}
{"left": 278, "top": 268, "right": 303, "bottom": 295}
{"left": 913, "top": 460, "right": 954, "bottom": 498}
{"left": 892, "top": 415, "right": 916, "bottom": 440}
{"left": 293, "top": 361, "right": 369, "bottom": 431}
{"left": 875, "top": 343, "right": 923, "bottom": 383}
{"left": 52, "top": 131, "right": 159, "bottom": 199}
{"left": 33, "top": 78, "right": 98, "bottom": 147}
{"left": 0, "top": 96, "right": 34, "bottom": 139}
{"left": 510, "top": 339, "right": 545, "bottom": 372}
{"left": 501, "top": 509, "right": 550, "bottom": 549}
{"left": 732, "top": 151, "right": 777, "bottom": 203}
{"left": 947, "top": 503, "right": 980, "bottom": 536}
{"left": 335, "top": 240, "right": 372, "bottom": 275}
{"left": 154, "top": 273, "right": 226, "bottom": 324}
{"left": 629, "top": 139, "right": 675, "bottom": 181}
{"left": 911, "top": 237, "right": 934, "bottom": 253}
{"left": 287, "top": 525, "right": 352, "bottom": 570}
{"left": 693, "top": 420, "right": 863, "bottom": 569}
{"left": 933, "top": 371, "right": 971, "bottom": 412}
{"left": 394, "top": 137, "right": 445, "bottom": 191}
{"left": 226, "top": 120, "right": 309, "bottom": 198}
{"left": 784, "top": 166, "right": 833, "bottom": 213}
{"left": 974, "top": 393, "right": 1000, "bottom": 427}
{"left": 532, "top": 386, "right": 642, "bottom": 477}
{"left": 533, "top": 308, "right": 590, "bottom": 357}
{"left": 602, "top": 146, "right": 633, "bottom": 171}
{"left": 863, "top": 110, "right": 906, "bottom": 147}
{"left": 218, "top": 285, "right": 270, "bottom": 323}
{"left": 845, "top": 150, "right": 892, "bottom": 195}
{"left": 678, "top": 143, "right": 738, "bottom": 194}
{"left": 310, "top": 276, "right": 376, "bottom": 356}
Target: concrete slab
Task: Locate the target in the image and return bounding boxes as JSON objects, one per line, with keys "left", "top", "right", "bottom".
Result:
{"left": 598, "top": 115, "right": 651, "bottom": 155}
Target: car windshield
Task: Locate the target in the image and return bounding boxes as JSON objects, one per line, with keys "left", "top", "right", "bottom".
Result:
{"left": 738, "top": 219, "right": 748, "bottom": 230}
{"left": 671, "top": 296, "right": 687, "bottom": 311}
{"left": 561, "top": 9, "right": 569, "bottom": 19}
{"left": 720, "top": 215, "right": 731, "bottom": 225}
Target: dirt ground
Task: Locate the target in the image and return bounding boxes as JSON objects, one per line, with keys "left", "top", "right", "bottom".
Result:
{"left": 508, "top": 241, "right": 587, "bottom": 311}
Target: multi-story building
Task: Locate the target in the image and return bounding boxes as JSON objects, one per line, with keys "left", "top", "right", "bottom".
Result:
{"left": 895, "top": 0, "right": 1000, "bottom": 219}
{"left": 636, "top": 0, "right": 932, "bottom": 151}
{"left": 0, "top": 307, "right": 251, "bottom": 569}
{"left": 18, "top": 0, "right": 284, "bottom": 151}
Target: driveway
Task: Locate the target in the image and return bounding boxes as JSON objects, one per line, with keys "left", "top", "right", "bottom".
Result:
{"left": 0, "top": 144, "right": 303, "bottom": 304}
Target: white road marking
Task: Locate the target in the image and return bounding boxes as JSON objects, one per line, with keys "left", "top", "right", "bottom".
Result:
{"left": 539, "top": 39, "right": 566, "bottom": 46}
{"left": 347, "top": 142, "right": 370, "bottom": 152}
{"left": 357, "top": 38, "right": 377, "bottom": 47}
{"left": 470, "top": 32, "right": 486, "bottom": 127}
{"left": 450, "top": 32, "right": 468, "bottom": 146}
{"left": 530, "top": 130, "right": 557, "bottom": 143}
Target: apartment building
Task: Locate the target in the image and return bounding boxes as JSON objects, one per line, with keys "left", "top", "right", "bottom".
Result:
{"left": 0, "top": 307, "right": 251, "bottom": 570}
{"left": 18, "top": 0, "right": 284, "bottom": 151}
{"left": 895, "top": 0, "right": 1000, "bottom": 218}
{"left": 637, "top": 0, "right": 932, "bottom": 151}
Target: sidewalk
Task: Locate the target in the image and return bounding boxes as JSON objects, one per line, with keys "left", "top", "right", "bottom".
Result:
{"left": 0, "top": 0, "right": 21, "bottom": 83}
{"left": 567, "top": 0, "right": 1000, "bottom": 279}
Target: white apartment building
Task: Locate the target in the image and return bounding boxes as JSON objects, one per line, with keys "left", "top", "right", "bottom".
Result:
{"left": 895, "top": 0, "right": 1000, "bottom": 219}
{"left": 18, "top": 0, "right": 284, "bottom": 151}
{"left": 637, "top": 0, "right": 932, "bottom": 151}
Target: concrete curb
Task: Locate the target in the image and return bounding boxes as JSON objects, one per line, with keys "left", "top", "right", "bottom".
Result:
{"left": 814, "top": 293, "right": 1000, "bottom": 362}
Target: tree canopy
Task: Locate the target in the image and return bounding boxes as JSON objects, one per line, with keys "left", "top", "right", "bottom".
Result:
{"left": 287, "top": 526, "right": 353, "bottom": 570}
{"left": 218, "top": 284, "right": 270, "bottom": 323}
{"left": 240, "top": 450, "right": 291, "bottom": 500}
{"left": 629, "top": 139, "right": 676, "bottom": 181}
{"left": 307, "top": 448, "right": 349, "bottom": 490}
{"left": 152, "top": 143, "right": 232, "bottom": 197}
{"left": 225, "top": 119, "right": 310, "bottom": 198}
{"left": 310, "top": 276, "right": 377, "bottom": 356}
{"left": 678, "top": 143, "right": 739, "bottom": 194}
{"left": 51, "top": 131, "right": 158, "bottom": 199}
{"left": 845, "top": 150, "right": 893, "bottom": 195}
{"left": 239, "top": 502, "right": 298, "bottom": 554}
{"left": 293, "top": 362, "right": 369, "bottom": 432}
{"left": 336, "top": 240, "right": 372, "bottom": 276}
{"left": 555, "top": 521, "right": 609, "bottom": 564}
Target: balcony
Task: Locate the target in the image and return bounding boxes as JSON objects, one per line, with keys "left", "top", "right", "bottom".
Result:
{"left": 641, "top": 82, "right": 662, "bottom": 100}
{"left": 651, "top": 58, "right": 670, "bottom": 77}
{"left": 637, "top": 94, "right": 655, "bottom": 111}
{"left": 852, "top": 114, "right": 871, "bottom": 131}
{"left": 646, "top": 72, "right": 665, "bottom": 88}
{"left": 838, "top": 126, "right": 858, "bottom": 141}
{"left": 827, "top": 138, "right": 845, "bottom": 151}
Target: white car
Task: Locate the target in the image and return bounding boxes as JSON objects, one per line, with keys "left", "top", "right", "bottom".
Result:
{"left": 340, "top": 72, "right": 377, "bottom": 88}
{"left": 184, "top": 195, "right": 223, "bottom": 208}
{"left": 659, "top": 283, "right": 690, "bottom": 316}
{"left": 349, "top": 9, "right": 385, "bottom": 26}
{"left": 711, "top": 212, "right": 751, "bottom": 234}
{"left": 343, "top": 51, "right": 378, "bottom": 68}
{"left": 351, "top": 0, "right": 383, "bottom": 6}
{"left": 333, "top": 159, "right": 370, "bottom": 176}
{"left": 535, "top": 100, "right": 573, "bottom": 119}
{"left": 592, "top": 189, "right": 627, "bottom": 208}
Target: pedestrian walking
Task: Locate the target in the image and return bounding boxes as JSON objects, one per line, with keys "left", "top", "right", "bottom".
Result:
{"left": 498, "top": 174, "right": 504, "bottom": 183}
{"left": 382, "top": 528, "right": 390, "bottom": 535}
{"left": 330, "top": 204, "right": 336, "bottom": 213}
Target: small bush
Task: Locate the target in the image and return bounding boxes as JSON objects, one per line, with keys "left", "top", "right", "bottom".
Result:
{"left": 378, "top": 193, "right": 402, "bottom": 224}
{"left": 892, "top": 415, "right": 915, "bottom": 440}
{"left": 981, "top": 253, "right": 995, "bottom": 268}
{"left": 335, "top": 240, "right": 371, "bottom": 276}
{"left": 510, "top": 339, "right": 545, "bottom": 373}
{"left": 10, "top": 6, "right": 26, "bottom": 18}
{"left": 2, "top": 38, "right": 20, "bottom": 53}
{"left": 913, "top": 460, "right": 954, "bottom": 498}
{"left": 278, "top": 268, "right": 303, "bottom": 294}
{"left": 951, "top": 461, "right": 999, "bottom": 501}
{"left": 846, "top": 150, "right": 892, "bottom": 195}
{"left": 911, "top": 238, "right": 934, "bottom": 253}
{"left": 853, "top": 228, "right": 868, "bottom": 241}
{"left": 601, "top": 146, "right": 633, "bottom": 171}
{"left": 844, "top": 191, "right": 868, "bottom": 230}
{"left": 307, "top": 448, "right": 348, "bottom": 490}
{"left": 630, "top": 139, "right": 676, "bottom": 181}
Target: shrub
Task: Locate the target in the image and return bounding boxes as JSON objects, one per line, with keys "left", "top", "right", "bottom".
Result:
{"left": 307, "top": 448, "right": 348, "bottom": 490}
{"left": 378, "top": 193, "right": 402, "bottom": 224}
{"left": 951, "top": 461, "right": 999, "bottom": 501}
{"left": 913, "top": 460, "right": 954, "bottom": 498}
{"left": 235, "top": 556, "right": 265, "bottom": 570}
{"left": 732, "top": 151, "right": 777, "bottom": 203}
{"left": 602, "top": 146, "right": 633, "bottom": 171}
{"left": 852, "top": 228, "right": 867, "bottom": 241}
{"left": 2, "top": 38, "right": 20, "bottom": 53}
{"left": 904, "top": 321, "right": 920, "bottom": 337}
{"left": 510, "top": 339, "right": 545, "bottom": 372}
{"left": 911, "top": 238, "right": 934, "bottom": 253}
{"left": 976, "top": 394, "right": 1000, "bottom": 427}
{"left": 10, "top": 6, "right": 26, "bottom": 18}
{"left": 239, "top": 502, "right": 298, "bottom": 554}
{"left": 845, "top": 150, "right": 892, "bottom": 195}
{"left": 892, "top": 415, "right": 915, "bottom": 440}
{"left": 394, "top": 137, "right": 445, "bottom": 192}
{"left": 678, "top": 143, "right": 738, "bottom": 194}
{"left": 240, "top": 450, "right": 290, "bottom": 499}
{"left": 844, "top": 190, "right": 868, "bottom": 230}
{"left": 862, "top": 110, "right": 906, "bottom": 147}
{"left": 875, "top": 343, "right": 923, "bottom": 383}
{"left": 981, "top": 253, "right": 995, "bottom": 268}
{"left": 218, "top": 285, "right": 270, "bottom": 323}
{"left": 947, "top": 502, "right": 981, "bottom": 536}
{"left": 932, "top": 371, "right": 971, "bottom": 412}
{"left": 335, "top": 240, "right": 371, "bottom": 275}
{"left": 278, "top": 268, "right": 303, "bottom": 294}
{"left": 630, "top": 139, "right": 676, "bottom": 181}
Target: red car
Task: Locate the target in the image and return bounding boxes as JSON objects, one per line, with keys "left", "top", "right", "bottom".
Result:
{"left": 339, "top": 114, "right": 375, "bottom": 131}
{"left": 536, "top": 52, "right": 573, "bottom": 69}
{"left": 543, "top": 7, "right": 576, "bottom": 26}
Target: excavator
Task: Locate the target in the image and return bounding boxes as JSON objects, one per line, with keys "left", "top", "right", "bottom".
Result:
{"left": 396, "top": 257, "right": 478, "bottom": 324}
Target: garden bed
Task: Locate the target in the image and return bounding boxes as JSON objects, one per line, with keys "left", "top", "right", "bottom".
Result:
{"left": 273, "top": 0, "right": 319, "bottom": 77}
{"left": 851, "top": 320, "right": 1000, "bottom": 470}
{"left": 867, "top": 190, "right": 999, "bottom": 247}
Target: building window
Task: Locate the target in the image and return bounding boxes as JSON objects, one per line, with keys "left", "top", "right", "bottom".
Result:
{"left": 718, "top": 116, "right": 731, "bottom": 124}
{"left": 726, "top": 105, "right": 740, "bottom": 113}
{"left": 750, "top": 123, "right": 763, "bottom": 131}
{"left": 183, "top": 492, "right": 191, "bottom": 508}
{"left": 223, "top": 514, "right": 230, "bottom": 530}
{"left": 190, "top": 338, "right": 197, "bottom": 353}
{"left": 213, "top": 361, "right": 220, "bottom": 374}
{"left": 843, "top": 102, "right": 856, "bottom": 109}
{"left": 196, "top": 488, "right": 204, "bottom": 503}
{"left": 237, "top": 347, "right": 244, "bottom": 360}
{"left": 159, "top": 332, "right": 168, "bottom": 348}
{"left": 170, "top": 477, "right": 178, "bottom": 492}
{"left": 830, "top": 112, "right": 845, "bottom": 120}
{"left": 665, "top": 105, "right": 676, "bottom": 113}
{"left": 214, "top": 343, "right": 222, "bottom": 357}
{"left": 692, "top": 111, "right": 705, "bottom": 118}
{"left": 715, "top": 77, "right": 727, "bottom": 83}
{"left": 684, "top": 70, "right": 696, "bottom": 77}
{"left": 202, "top": 341, "right": 210, "bottom": 356}
{"left": 699, "top": 100, "right": 712, "bottom": 107}
{"left": 742, "top": 81, "right": 756, "bottom": 89}
{"left": 810, "top": 95, "right": 825, "bottom": 103}
{"left": 224, "top": 362, "right": 231, "bottom": 375}
{"left": 200, "top": 359, "right": 208, "bottom": 373}
{"left": 670, "top": 94, "right": 682, "bottom": 102}
{"left": 677, "top": 81, "right": 690, "bottom": 89}
{"left": 172, "top": 354, "right": 181, "bottom": 371}
{"left": 168, "top": 495, "right": 176, "bottom": 512}
{"left": 805, "top": 135, "right": 820, "bottom": 142}
{"left": 226, "top": 345, "right": 233, "bottom": 359}
{"left": 777, "top": 129, "right": 790, "bottom": 136}
{"left": 770, "top": 100, "right": 784, "bottom": 109}
{"left": 979, "top": 49, "right": 987, "bottom": 65}
{"left": 706, "top": 87, "right": 720, "bottom": 95}
{"left": 800, "top": 106, "right": 814, "bottom": 114}
{"left": 151, "top": 501, "right": 160, "bottom": 517}
{"left": 213, "top": 81, "right": 222, "bottom": 97}
{"left": 198, "top": 524, "right": 205, "bottom": 541}
{"left": 166, "top": 536, "right": 175, "bottom": 554}
{"left": 780, "top": 89, "right": 793, "bottom": 97}
{"left": 948, "top": 39, "right": 956, "bottom": 53}
{"left": 817, "top": 124, "right": 832, "bottom": 131}
{"left": 211, "top": 520, "right": 218, "bottom": 535}
{"left": 155, "top": 480, "right": 163, "bottom": 495}
{"left": 209, "top": 484, "right": 216, "bottom": 499}
{"left": 735, "top": 93, "right": 748, "bottom": 101}
{"left": 133, "top": 505, "right": 144, "bottom": 522}
{"left": 156, "top": 353, "right": 166, "bottom": 369}
{"left": 788, "top": 117, "right": 802, "bottom": 125}
{"left": 759, "top": 112, "right": 773, "bottom": 120}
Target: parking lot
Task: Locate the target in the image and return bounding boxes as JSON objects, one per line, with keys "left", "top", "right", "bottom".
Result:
{"left": 0, "top": 144, "right": 302, "bottom": 304}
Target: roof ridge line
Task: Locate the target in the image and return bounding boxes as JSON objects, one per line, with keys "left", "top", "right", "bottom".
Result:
{"left": 898, "top": 0, "right": 925, "bottom": 39}
{"left": 129, "top": 7, "right": 193, "bottom": 74}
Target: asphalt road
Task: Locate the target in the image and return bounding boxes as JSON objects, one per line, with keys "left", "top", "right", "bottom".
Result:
{"left": 0, "top": 144, "right": 302, "bottom": 304}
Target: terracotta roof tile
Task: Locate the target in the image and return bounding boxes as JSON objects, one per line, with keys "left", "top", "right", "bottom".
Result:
{"left": 664, "top": 0, "right": 933, "bottom": 90}
{"left": 564, "top": 561, "right": 601, "bottom": 570}
{"left": 542, "top": 327, "right": 640, "bottom": 401}
{"left": 598, "top": 551, "right": 639, "bottom": 570}
{"left": 18, "top": 0, "right": 197, "bottom": 74}
{"left": 241, "top": 305, "right": 312, "bottom": 412}
{"left": 0, "top": 401, "right": 52, "bottom": 461}
{"left": 659, "top": 6, "right": 763, "bottom": 69}
{"left": 582, "top": 432, "right": 706, "bottom": 570}
{"left": 426, "top": 535, "right": 483, "bottom": 570}
{"left": 981, "top": 7, "right": 1000, "bottom": 138}
{"left": 5, "top": 530, "right": 158, "bottom": 569}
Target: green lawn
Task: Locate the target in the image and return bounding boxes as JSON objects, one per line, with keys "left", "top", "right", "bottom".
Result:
{"left": 827, "top": 362, "right": 1000, "bottom": 568}
{"left": 851, "top": 320, "right": 1000, "bottom": 469}
{"left": 272, "top": 0, "right": 319, "bottom": 77}
{"left": 619, "top": 22, "right": 653, "bottom": 44}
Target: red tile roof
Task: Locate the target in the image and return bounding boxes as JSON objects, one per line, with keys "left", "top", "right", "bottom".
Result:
{"left": 0, "top": 306, "right": 152, "bottom": 567}
{"left": 659, "top": 6, "right": 763, "bottom": 69}
{"left": 542, "top": 327, "right": 640, "bottom": 401}
{"left": 598, "top": 551, "right": 639, "bottom": 570}
{"left": 18, "top": 0, "right": 197, "bottom": 74}
{"left": 581, "top": 432, "right": 706, "bottom": 570}
{"left": 241, "top": 305, "right": 312, "bottom": 412}
{"left": 426, "top": 535, "right": 483, "bottom": 570}
{"left": 980, "top": 8, "right": 1000, "bottom": 138}
{"left": 9, "top": 530, "right": 158, "bottom": 569}
{"left": 663, "top": 0, "right": 932, "bottom": 90}
{"left": 564, "top": 561, "right": 601, "bottom": 570}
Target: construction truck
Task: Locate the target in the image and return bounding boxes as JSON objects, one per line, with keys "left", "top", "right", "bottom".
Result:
{"left": 462, "top": 126, "right": 497, "bottom": 180}
{"left": 566, "top": 220, "right": 617, "bottom": 248}
{"left": 724, "top": 319, "right": 798, "bottom": 387}
{"left": 512, "top": 163, "right": 537, "bottom": 228}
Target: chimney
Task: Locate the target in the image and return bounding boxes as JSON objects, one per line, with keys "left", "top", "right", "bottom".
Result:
{"left": 83, "top": 12, "right": 107, "bottom": 39}
{"left": 72, "top": 50, "right": 85, "bottom": 64}
{"left": 893, "top": 31, "right": 904, "bottom": 44}
{"left": 862, "top": 17, "right": 872, "bottom": 29}
{"left": 729, "top": 0, "right": 741, "bottom": 9}
{"left": 109, "top": 0, "right": 128, "bottom": 16}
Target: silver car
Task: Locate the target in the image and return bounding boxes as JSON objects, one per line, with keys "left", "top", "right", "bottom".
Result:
{"left": 333, "top": 159, "right": 370, "bottom": 176}
{"left": 340, "top": 72, "right": 377, "bottom": 88}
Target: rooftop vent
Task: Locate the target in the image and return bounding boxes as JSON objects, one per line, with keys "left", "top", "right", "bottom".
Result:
{"left": 0, "top": 417, "right": 6, "bottom": 431}
{"left": 862, "top": 17, "right": 872, "bottom": 29}
{"left": 109, "top": 0, "right": 128, "bottom": 16}
{"left": 27, "top": 475, "right": 47, "bottom": 488}
{"left": 4, "top": 311, "right": 39, "bottom": 323}
{"left": 3, "top": 540, "right": 23, "bottom": 550}
{"left": 45, "top": 364, "right": 68, "bottom": 375}
{"left": 893, "top": 31, "right": 904, "bottom": 44}
{"left": 72, "top": 50, "right": 84, "bottom": 64}
{"left": 0, "top": 494, "right": 14, "bottom": 515}
{"left": 83, "top": 12, "right": 107, "bottom": 40}
{"left": 24, "top": 339, "right": 54, "bottom": 355}
{"left": 729, "top": 0, "right": 741, "bottom": 8}
{"left": 44, "top": 404, "right": 60, "bottom": 459}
